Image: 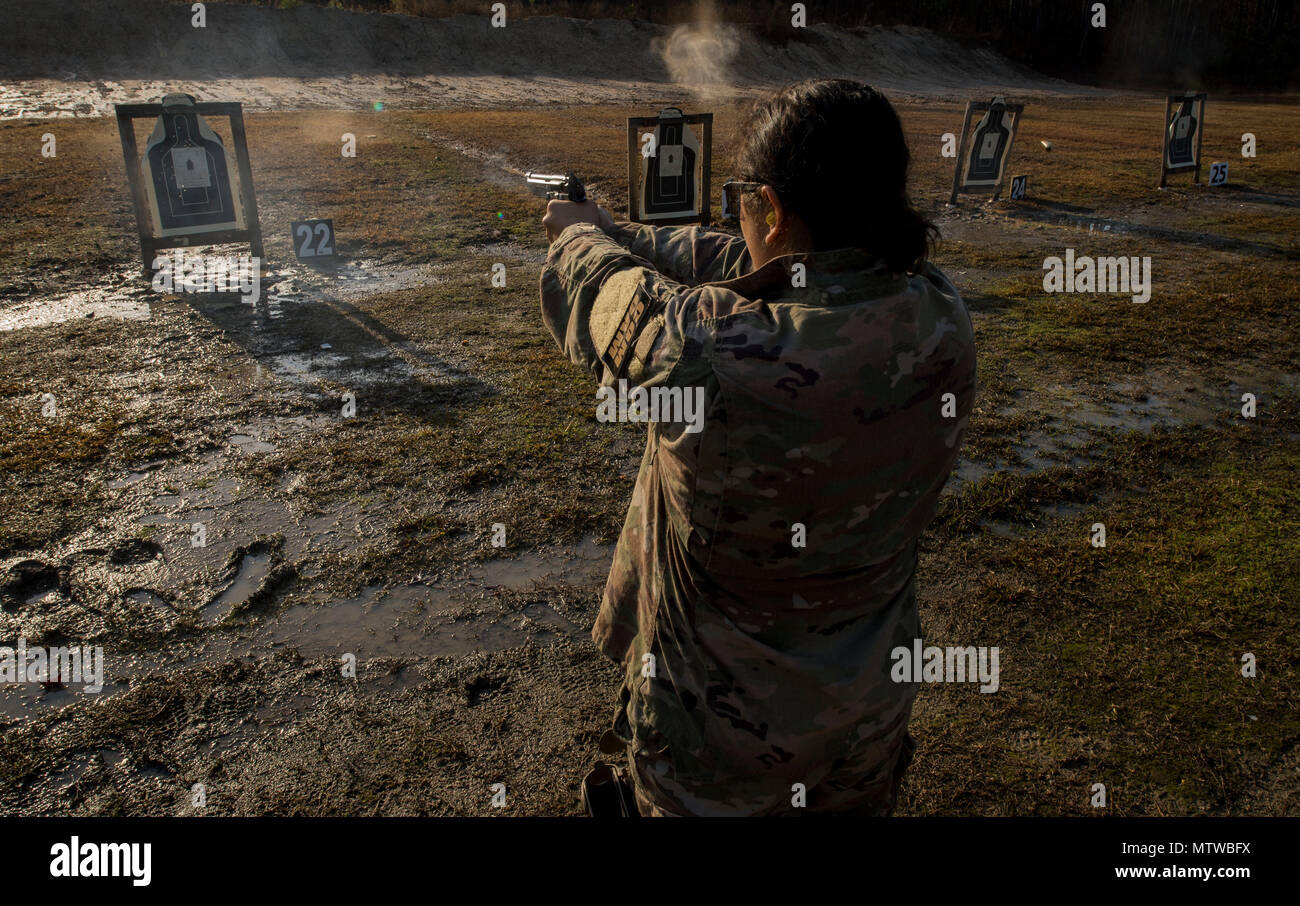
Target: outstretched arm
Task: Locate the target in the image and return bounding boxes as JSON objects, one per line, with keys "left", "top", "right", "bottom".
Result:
{"left": 539, "top": 198, "right": 750, "bottom": 287}
{"left": 603, "top": 221, "right": 750, "bottom": 286}
{"left": 539, "top": 222, "right": 713, "bottom": 391}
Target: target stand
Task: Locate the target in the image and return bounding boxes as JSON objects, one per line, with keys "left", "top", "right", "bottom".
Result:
{"left": 115, "top": 96, "right": 263, "bottom": 277}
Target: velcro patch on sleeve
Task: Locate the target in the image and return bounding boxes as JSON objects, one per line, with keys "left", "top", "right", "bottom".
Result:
{"left": 626, "top": 314, "right": 666, "bottom": 385}
{"left": 591, "top": 269, "right": 652, "bottom": 379}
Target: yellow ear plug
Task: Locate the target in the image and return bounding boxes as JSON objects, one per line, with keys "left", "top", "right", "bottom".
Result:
{"left": 766, "top": 212, "right": 776, "bottom": 226}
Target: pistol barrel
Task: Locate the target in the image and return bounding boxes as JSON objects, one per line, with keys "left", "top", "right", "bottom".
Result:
{"left": 525, "top": 171, "right": 586, "bottom": 203}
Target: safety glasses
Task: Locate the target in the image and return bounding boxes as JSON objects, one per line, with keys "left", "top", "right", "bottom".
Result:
{"left": 720, "top": 180, "right": 765, "bottom": 221}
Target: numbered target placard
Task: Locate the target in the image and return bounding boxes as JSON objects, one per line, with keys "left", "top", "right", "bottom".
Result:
{"left": 1209, "top": 162, "right": 1229, "bottom": 187}
{"left": 948, "top": 96, "right": 1025, "bottom": 204}
{"left": 291, "top": 219, "right": 336, "bottom": 259}
{"left": 1009, "top": 175, "right": 1028, "bottom": 200}
{"left": 627, "top": 108, "right": 712, "bottom": 226}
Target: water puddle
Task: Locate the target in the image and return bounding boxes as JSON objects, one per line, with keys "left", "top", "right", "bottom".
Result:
{"left": 943, "top": 370, "right": 1255, "bottom": 499}
{"left": 0, "top": 536, "right": 613, "bottom": 721}
{"left": 470, "top": 535, "right": 611, "bottom": 590}
{"left": 228, "top": 434, "right": 277, "bottom": 455}
{"left": 262, "top": 260, "right": 448, "bottom": 308}
{"left": 258, "top": 348, "right": 442, "bottom": 388}
{"left": 124, "top": 588, "right": 171, "bottom": 614}
{"left": 243, "top": 539, "right": 612, "bottom": 660}
{"left": 327, "top": 261, "right": 449, "bottom": 299}
{"left": 204, "top": 550, "right": 274, "bottom": 625}
{"left": 106, "top": 472, "right": 149, "bottom": 489}
{"left": 246, "top": 578, "right": 586, "bottom": 662}
{"left": 0, "top": 285, "right": 151, "bottom": 331}
{"left": 465, "top": 241, "right": 547, "bottom": 266}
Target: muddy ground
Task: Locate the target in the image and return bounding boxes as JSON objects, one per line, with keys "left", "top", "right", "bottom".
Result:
{"left": 0, "top": 88, "right": 1298, "bottom": 815}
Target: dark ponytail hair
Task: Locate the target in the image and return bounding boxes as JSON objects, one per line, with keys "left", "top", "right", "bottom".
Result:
{"left": 736, "top": 79, "right": 938, "bottom": 274}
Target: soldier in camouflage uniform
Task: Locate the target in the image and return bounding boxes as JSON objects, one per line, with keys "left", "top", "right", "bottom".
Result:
{"left": 540, "top": 80, "right": 976, "bottom": 816}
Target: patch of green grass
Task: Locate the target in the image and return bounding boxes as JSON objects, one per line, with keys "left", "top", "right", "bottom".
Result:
{"left": 919, "top": 404, "right": 1300, "bottom": 813}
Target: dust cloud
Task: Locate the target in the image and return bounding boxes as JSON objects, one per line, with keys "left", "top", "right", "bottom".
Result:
{"left": 654, "top": 1, "right": 742, "bottom": 103}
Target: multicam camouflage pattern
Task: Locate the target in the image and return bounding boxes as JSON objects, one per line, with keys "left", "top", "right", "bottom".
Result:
{"left": 540, "top": 220, "right": 976, "bottom": 815}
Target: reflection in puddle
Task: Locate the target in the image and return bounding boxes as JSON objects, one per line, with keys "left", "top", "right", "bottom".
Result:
{"left": 124, "top": 588, "right": 170, "bottom": 614}
{"left": 106, "top": 472, "right": 149, "bottom": 489}
{"left": 257, "top": 348, "right": 453, "bottom": 389}
{"left": 228, "top": 434, "right": 277, "bottom": 454}
{"left": 471, "top": 536, "right": 611, "bottom": 590}
{"left": 204, "top": 551, "right": 273, "bottom": 625}
{"left": 0, "top": 288, "right": 151, "bottom": 331}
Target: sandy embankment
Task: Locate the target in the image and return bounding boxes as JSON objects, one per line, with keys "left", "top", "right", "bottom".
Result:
{"left": 0, "top": 0, "right": 1093, "bottom": 119}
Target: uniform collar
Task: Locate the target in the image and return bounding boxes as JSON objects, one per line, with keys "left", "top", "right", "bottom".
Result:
{"left": 707, "top": 247, "right": 909, "bottom": 303}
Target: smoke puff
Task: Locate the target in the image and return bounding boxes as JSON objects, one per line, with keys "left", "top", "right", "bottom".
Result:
{"left": 655, "top": 22, "right": 741, "bottom": 98}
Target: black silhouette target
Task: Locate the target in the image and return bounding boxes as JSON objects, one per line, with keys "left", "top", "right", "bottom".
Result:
{"left": 627, "top": 108, "right": 713, "bottom": 226}
{"left": 1166, "top": 99, "right": 1200, "bottom": 169}
{"left": 115, "top": 94, "right": 263, "bottom": 275}
{"left": 967, "top": 102, "right": 1012, "bottom": 183}
{"left": 643, "top": 118, "right": 696, "bottom": 216}
{"left": 1158, "top": 93, "right": 1207, "bottom": 187}
{"left": 963, "top": 99, "right": 1016, "bottom": 187}
{"left": 948, "top": 97, "right": 1024, "bottom": 203}
{"left": 147, "top": 111, "right": 239, "bottom": 232}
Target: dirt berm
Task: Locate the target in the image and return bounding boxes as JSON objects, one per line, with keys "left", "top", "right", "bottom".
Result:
{"left": 4, "top": 0, "right": 1079, "bottom": 99}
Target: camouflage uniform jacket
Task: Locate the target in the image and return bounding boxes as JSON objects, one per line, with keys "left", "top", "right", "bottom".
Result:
{"left": 540, "top": 220, "right": 975, "bottom": 809}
